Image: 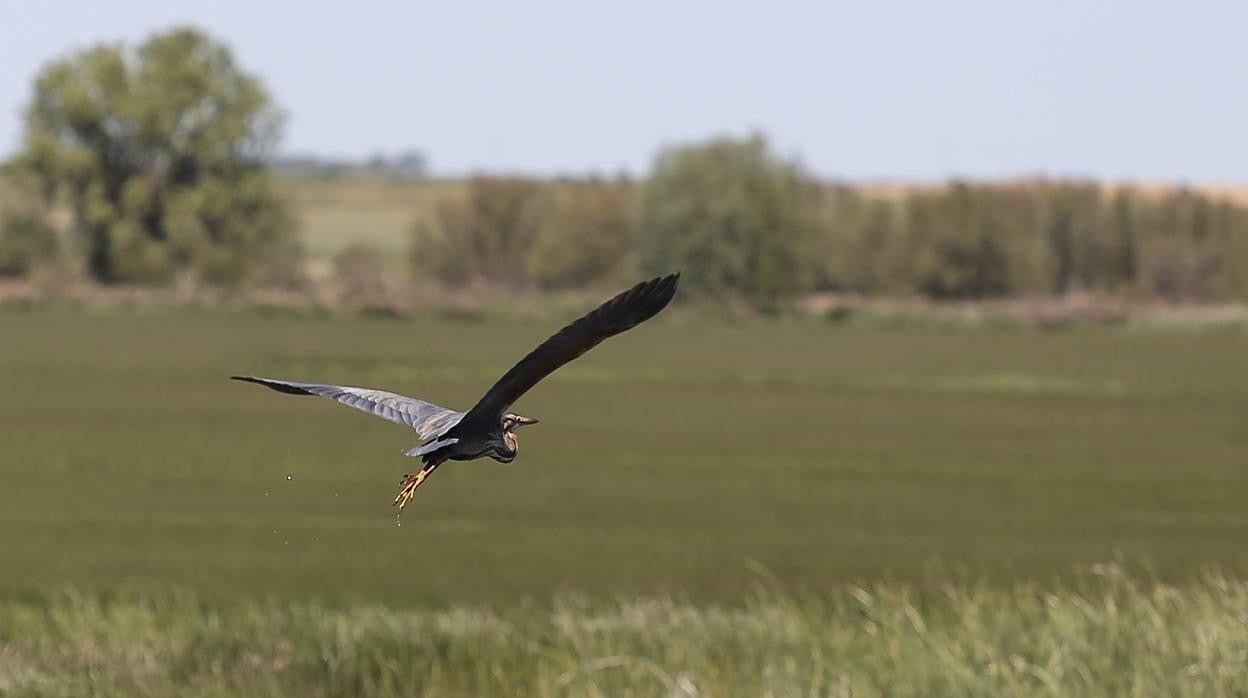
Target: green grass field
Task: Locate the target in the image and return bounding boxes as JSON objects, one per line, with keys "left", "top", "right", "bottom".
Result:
{"left": 2, "top": 308, "right": 1246, "bottom": 603}
{"left": 2, "top": 306, "right": 1247, "bottom": 693}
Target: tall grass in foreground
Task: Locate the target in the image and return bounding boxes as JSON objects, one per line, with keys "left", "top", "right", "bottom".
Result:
{"left": 1, "top": 567, "right": 1245, "bottom": 697}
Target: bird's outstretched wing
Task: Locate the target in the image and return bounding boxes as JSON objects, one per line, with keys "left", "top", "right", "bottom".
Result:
{"left": 230, "top": 376, "right": 463, "bottom": 441}
{"left": 461, "top": 273, "right": 679, "bottom": 422}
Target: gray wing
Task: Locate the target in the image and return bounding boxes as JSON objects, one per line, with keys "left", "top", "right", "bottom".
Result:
{"left": 231, "top": 376, "right": 463, "bottom": 441}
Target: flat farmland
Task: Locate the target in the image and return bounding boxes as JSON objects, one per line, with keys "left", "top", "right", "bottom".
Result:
{"left": 279, "top": 178, "right": 459, "bottom": 274}
{"left": 1, "top": 308, "right": 1246, "bottom": 606}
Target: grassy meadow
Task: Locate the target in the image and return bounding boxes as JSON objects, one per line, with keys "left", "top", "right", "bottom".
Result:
{"left": 4, "top": 569, "right": 1246, "bottom": 696}
{"left": 4, "top": 187, "right": 1248, "bottom": 692}
{"left": 3, "top": 308, "right": 1248, "bottom": 605}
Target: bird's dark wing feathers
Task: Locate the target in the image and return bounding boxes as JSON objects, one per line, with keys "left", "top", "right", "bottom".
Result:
{"left": 462, "top": 273, "right": 679, "bottom": 422}
{"left": 230, "top": 376, "right": 463, "bottom": 441}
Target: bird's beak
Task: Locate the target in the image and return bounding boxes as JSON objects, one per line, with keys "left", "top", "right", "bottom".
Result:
{"left": 517, "top": 415, "right": 540, "bottom": 426}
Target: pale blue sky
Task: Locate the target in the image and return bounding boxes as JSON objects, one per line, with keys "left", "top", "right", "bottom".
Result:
{"left": 1, "top": 0, "right": 1244, "bottom": 181}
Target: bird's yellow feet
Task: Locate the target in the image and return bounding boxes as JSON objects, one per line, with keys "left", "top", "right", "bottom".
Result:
{"left": 392, "top": 464, "right": 439, "bottom": 524}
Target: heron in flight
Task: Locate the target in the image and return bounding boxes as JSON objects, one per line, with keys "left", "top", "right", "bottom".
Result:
{"left": 233, "top": 273, "right": 679, "bottom": 520}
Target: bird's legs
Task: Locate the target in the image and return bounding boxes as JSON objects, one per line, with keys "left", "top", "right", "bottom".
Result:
{"left": 392, "top": 461, "right": 442, "bottom": 524}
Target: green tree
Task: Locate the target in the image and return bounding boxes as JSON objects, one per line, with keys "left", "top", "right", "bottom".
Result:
{"left": 14, "top": 27, "right": 295, "bottom": 284}
{"left": 636, "top": 135, "right": 820, "bottom": 308}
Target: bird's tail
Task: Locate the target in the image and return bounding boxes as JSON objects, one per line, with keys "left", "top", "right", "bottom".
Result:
{"left": 402, "top": 437, "right": 458, "bottom": 459}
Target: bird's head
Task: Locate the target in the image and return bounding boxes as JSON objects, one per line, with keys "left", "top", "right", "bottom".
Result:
{"left": 501, "top": 413, "right": 539, "bottom": 452}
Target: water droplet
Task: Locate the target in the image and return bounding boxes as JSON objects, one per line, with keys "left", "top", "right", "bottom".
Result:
{"left": 286, "top": 475, "right": 293, "bottom": 481}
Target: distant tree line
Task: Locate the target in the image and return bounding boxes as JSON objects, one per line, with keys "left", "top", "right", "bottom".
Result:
{"left": 815, "top": 181, "right": 1248, "bottom": 302}
{"left": 273, "top": 150, "right": 428, "bottom": 180}
{"left": 410, "top": 176, "right": 634, "bottom": 292}
{"left": 410, "top": 137, "right": 1248, "bottom": 307}
{"left": 4, "top": 27, "right": 1246, "bottom": 308}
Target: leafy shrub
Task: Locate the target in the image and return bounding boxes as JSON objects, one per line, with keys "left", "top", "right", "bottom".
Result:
{"left": 411, "top": 177, "right": 549, "bottom": 287}
{"left": 637, "top": 134, "right": 821, "bottom": 309}
{"left": 0, "top": 208, "right": 57, "bottom": 278}
{"left": 0, "top": 180, "right": 58, "bottom": 279}
{"left": 528, "top": 181, "right": 633, "bottom": 289}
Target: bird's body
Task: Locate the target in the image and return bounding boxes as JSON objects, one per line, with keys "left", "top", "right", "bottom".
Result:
{"left": 233, "top": 273, "right": 679, "bottom": 519}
